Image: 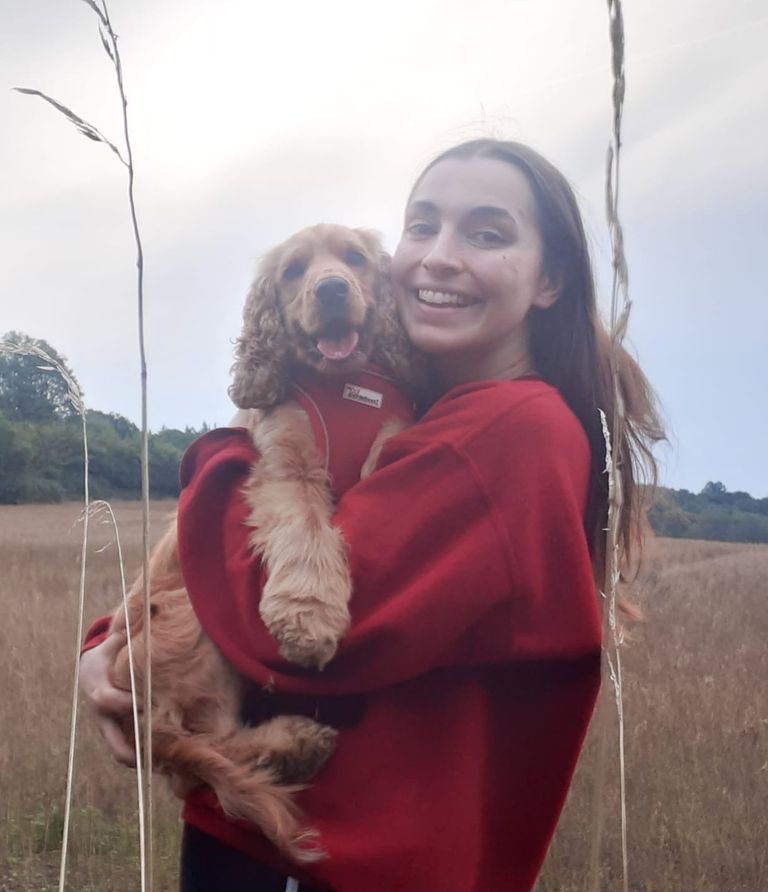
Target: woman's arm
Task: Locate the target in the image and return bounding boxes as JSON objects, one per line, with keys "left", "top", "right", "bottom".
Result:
{"left": 177, "top": 383, "right": 602, "bottom": 697}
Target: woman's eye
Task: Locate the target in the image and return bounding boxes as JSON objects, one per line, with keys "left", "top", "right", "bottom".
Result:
{"left": 470, "top": 230, "right": 505, "bottom": 247}
{"left": 283, "top": 261, "right": 306, "bottom": 281}
{"left": 344, "top": 249, "right": 366, "bottom": 267}
{"left": 405, "top": 222, "right": 436, "bottom": 238}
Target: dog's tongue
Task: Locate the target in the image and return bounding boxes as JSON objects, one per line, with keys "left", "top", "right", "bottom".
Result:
{"left": 317, "top": 330, "right": 359, "bottom": 361}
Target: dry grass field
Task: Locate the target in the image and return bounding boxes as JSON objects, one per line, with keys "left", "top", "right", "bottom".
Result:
{"left": 0, "top": 502, "right": 180, "bottom": 891}
{"left": 1, "top": 502, "right": 766, "bottom": 890}
{"left": 537, "top": 537, "right": 767, "bottom": 891}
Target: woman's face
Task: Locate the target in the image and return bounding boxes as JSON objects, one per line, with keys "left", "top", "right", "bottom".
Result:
{"left": 392, "top": 156, "right": 558, "bottom": 385}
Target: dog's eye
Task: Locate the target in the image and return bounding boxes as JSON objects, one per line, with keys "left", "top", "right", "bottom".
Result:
{"left": 344, "top": 250, "right": 366, "bottom": 267}
{"left": 283, "top": 261, "right": 306, "bottom": 281}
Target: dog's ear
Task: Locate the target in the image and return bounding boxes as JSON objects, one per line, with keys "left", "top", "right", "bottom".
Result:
{"left": 371, "top": 249, "right": 406, "bottom": 365}
{"left": 353, "top": 230, "right": 406, "bottom": 368}
{"left": 229, "top": 266, "right": 292, "bottom": 409}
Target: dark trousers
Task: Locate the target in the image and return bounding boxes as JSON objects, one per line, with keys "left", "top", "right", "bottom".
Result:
{"left": 180, "top": 824, "right": 314, "bottom": 891}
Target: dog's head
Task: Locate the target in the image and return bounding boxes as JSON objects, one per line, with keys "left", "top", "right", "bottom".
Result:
{"left": 230, "top": 224, "right": 420, "bottom": 409}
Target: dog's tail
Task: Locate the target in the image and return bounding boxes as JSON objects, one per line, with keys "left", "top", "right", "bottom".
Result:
{"left": 152, "top": 727, "right": 324, "bottom": 863}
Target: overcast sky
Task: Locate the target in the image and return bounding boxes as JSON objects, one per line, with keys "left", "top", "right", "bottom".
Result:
{"left": 1, "top": 0, "right": 766, "bottom": 495}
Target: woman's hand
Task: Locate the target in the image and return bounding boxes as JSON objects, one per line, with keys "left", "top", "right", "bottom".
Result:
{"left": 79, "top": 632, "right": 140, "bottom": 767}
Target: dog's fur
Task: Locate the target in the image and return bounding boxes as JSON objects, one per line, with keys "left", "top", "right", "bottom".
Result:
{"left": 108, "top": 224, "right": 419, "bottom": 862}
{"left": 230, "top": 224, "right": 416, "bottom": 668}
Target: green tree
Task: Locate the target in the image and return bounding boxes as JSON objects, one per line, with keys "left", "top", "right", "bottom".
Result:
{"left": 647, "top": 489, "right": 692, "bottom": 538}
{"left": 153, "top": 426, "right": 200, "bottom": 452}
{"left": 86, "top": 409, "right": 139, "bottom": 440}
{"left": 0, "top": 331, "right": 80, "bottom": 422}
{"left": 0, "top": 411, "right": 33, "bottom": 502}
{"left": 701, "top": 480, "right": 727, "bottom": 503}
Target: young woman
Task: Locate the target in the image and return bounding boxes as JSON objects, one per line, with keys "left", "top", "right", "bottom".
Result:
{"left": 81, "top": 139, "right": 663, "bottom": 891}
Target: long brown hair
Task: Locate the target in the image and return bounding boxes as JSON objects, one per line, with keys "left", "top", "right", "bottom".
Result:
{"left": 412, "top": 139, "right": 665, "bottom": 586}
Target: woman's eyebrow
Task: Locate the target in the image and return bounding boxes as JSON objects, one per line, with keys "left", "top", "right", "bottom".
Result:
{"left": 407, "top": 201, "right": 517, "bottom": 223}
{"left": 467, "top": 205, "right": 515, "bottom": 220}
{"left": 408, "top": 200, "right": 439, "bottom": 215}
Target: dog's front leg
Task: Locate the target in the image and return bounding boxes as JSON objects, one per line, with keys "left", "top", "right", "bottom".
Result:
{"left": 360, "top": 417, "right": 410, "bottom": 479}
{"left": 243, "top": 403, "right": 351, "bottom": 669}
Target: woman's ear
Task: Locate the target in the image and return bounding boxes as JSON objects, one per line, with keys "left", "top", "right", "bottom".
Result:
{"left": 533, "top": 272, "right": 561, "bottom": 310}
{"left": 228, "top": 268, "right": 292, "bottom": 409}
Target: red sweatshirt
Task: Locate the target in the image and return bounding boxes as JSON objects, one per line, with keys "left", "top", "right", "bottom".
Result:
{"left": 173, "top": 378, "right": 602, "bottom": 892}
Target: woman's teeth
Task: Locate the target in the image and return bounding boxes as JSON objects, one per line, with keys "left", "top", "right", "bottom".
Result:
{"left": 417, "top": 289, "right": 475, "bottom": 307}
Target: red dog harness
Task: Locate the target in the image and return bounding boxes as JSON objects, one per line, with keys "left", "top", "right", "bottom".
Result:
{"left": 284, "top": 366, "right": 415, "bottom": 498}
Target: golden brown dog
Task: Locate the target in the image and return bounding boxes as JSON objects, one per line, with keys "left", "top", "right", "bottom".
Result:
{"left": 229, "top": 224, "right": 416, "bottom": 669}
{"left": 108, "top": 224, "right": 420, "bottom": 862}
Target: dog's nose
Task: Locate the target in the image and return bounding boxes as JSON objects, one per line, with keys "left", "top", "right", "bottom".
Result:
{"left": 314, "top": 277, "right": 349, "bottom": 309}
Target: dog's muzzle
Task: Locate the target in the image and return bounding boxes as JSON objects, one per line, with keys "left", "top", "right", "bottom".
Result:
{"left": 311, "top": 277, "right": 360, "bottom": 361}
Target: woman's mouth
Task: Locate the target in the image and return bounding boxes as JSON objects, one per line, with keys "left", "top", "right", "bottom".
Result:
{"left": 416, "top": 288, "right": 479, "bottom": 308}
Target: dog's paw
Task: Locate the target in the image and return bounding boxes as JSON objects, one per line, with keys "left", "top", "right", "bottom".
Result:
{"left": 255, "top": 715, "right": 338, "bottom": 784}
{"left": 260, "top": 594, "right": 350, "bottom": 670}
{"left": 277, "top": 626, "right": 340, "bottom": 670}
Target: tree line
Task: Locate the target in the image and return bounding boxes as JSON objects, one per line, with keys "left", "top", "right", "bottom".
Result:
{"left": 0, "top": 332, "right": 206, "bottom": 503}
{"left": 2, "top": 333, "right": 767, "bottom": 543}
{"left": 648, "top": 481, "right": 768, "bottom": 544}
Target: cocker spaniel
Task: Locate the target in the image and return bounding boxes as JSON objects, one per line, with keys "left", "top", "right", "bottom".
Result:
{"left": 107, "top": 224, "right": 420, "bottom": 862}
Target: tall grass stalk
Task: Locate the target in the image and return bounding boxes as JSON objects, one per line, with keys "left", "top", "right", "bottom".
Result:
{"left": 589, "top": 1, "right": 632, "bottom": 891}
{"left": 95, "top": 5, "right": 154, "bottom": 885}
{"left": 15, "top": 0, "right": 153, "bottom": 888}
{"left": 88, "top": 500, "right": 147, "bottom": 891}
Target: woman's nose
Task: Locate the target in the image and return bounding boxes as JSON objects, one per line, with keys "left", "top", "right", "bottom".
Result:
{"left": 421, "top": 233, "right": 462, "bottom": 275}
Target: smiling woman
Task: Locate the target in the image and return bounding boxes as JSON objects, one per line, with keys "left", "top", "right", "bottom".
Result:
{"left": 393, "top": 155, "right": 559, "bottom": 387}
{"left": 394, "top": 139, "right": 664, "bottom": 579}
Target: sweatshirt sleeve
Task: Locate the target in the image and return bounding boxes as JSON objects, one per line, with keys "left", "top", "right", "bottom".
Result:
{"left": 176, "top": 388, "right": 602, "bottom": 697}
